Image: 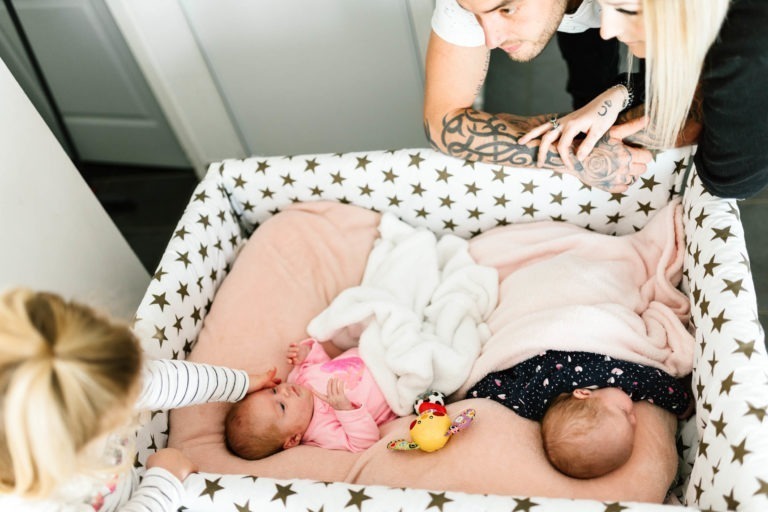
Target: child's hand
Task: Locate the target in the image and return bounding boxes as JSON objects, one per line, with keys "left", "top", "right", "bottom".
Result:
{"left": 247, "top": 367, "right": 281, "bottom": 394}
{"left": 313, "top": 377, "right": 355, "bottom": 411}
{"left": 287, "top": 342, "right": 311, "bottom": 366}
{"left": 146, "top": 448, "right": 198, "bottom": 482}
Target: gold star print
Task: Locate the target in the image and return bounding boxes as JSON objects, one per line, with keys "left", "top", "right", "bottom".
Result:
{"left": 197, "top": 214, "right": 211, "bottom": 229}
{"left": 355, "top": 156, "right": 371, "bottom": 170}
{"left": 382, "top": 168, "right": 398, "bottom": 183}
{"left": 711, "top": 226, "right": 735, "bottom": 243}
{"left": 579, "top": 201, "right": 595, "bottom": 214}
{"left": 692, "top": 246, "right": 702, "bottom": 265}
{"left": 281, "top": 173, "right": 295, "bottom": 186}
{"left": 711, "top": 413, "right": 727, "bottom": 438}
{"left": 241, "top": 200, "right": 255, "bottom": 212}
{"left": 261, "top": 187, "right": 275, "bottom": 199}
{"left": 183, "top": 339, "right": 193, "bottom": 356}
{"left": 176, "top": 251, "right": 192, "bottom": 268}
{"left": 492, "top": 167, "right": 508, "bottom": 182}
{"left": 602, "top": 503, "right": 628, "bottom": 512}
{"left": 731, "top": 437, "right": 751, "bottom": 464}
{"left": 233, "top": 174, "right": 247, "bottom": 189}
{"left": 467, "top": 207, "right": 483, "bottom": 220}
{"left": 172, "top": 315, "right": 183, "bottom": 334}
{"left": 550, "top": 214, "right": 565, "bottom": 222}
{"left": 465, "top": 182, "right": 481, "bottom": 195}
{"left": 359, "top": 184, "right": 373, "bottom": 196}
{"left": 310, "top": 186, "right": 323, "bottom": 197}
{"left": 523, "top": 204, "right": 538, "bottom": 218}
{"left": 707, "top": 352, "right": 718, "bottom": 373}
{"left": 345, "top": 488, "right": 371, "bottom": 510}
{"left": 609, "top": 191, "right": 626, "bottom": 203}
{"left": 305, "top": 158, "right": 319, "bottom": 172}
{"left": 152, "top": 325, "right": 167, "bottom": 347}
{"left": 639, "top": 175, "right": 660, "bottom": 190}
{"left": 200, "top": 477, "right": 224, "bottom": 501}
{"left": 494, "top": 194, "right": 510, "bottom": 207}
{"left": 217, "top": 209, "right": 227, "bottom": 223}
{"left": 198, "top": 244, "right": 209, "bottom": 261}
{"left": 462, "top": 159, "right": 476, "bottom": 169}
{"left": 755, "top": 478, "right": 768, "bottom": 496}
{"left": 256, "top": 160, "right": 269, "bottom": 173}
{"left": 415, "top": 207, "right": 429, "bottom": 219}
{"left": 411, "top": 182, "right": 426, "bottom": 196}
{"left": 436, "top": 167, "right": 452, "bottom": 182}
{"left": 723, "top": 490, "right": 740, "bottom": 510}
{"left": 722, "top": 278, "right": 746, "bottom": 297}
{"left": 427, "top": 491, "right": 452, "bottom": 510}
{"left": 495, "top": 217, "right": 510, "bottom": 227}
{"left": 711, "top": 309, "right": 730, "bottom": 332}
{"left": 442, "top": 219, "right": 457, "bottom": 231}
{"left": 387, "top": 195, "right": 402, "bottom": 207}
{"left": 439, "top": 195, "right": 455, "bottom": 208}
{"left": 700, "top": 296, "right": 710, "bottom": 316}
{"left": 694, "top": 209, "right": 708, "bottom": 228}
{"left": 702, "top": 255, "right": 719, "bottom": 277}
{"left": 636, "top": 201, "right": 653, "bottom": 215}
{"left": 720, "top": 371, "right": 737, "bottom": 395}
{"left": 699, "top": 440, "right": 710, "bottom": 458}
{"left": 194, "top": 190, "right": 209, "bottom": 203}
{"left": 330, "top": 172, "right": 345, "bottom": 185}
{"left": 673, "top": 158, "right": 686, "bottom": 174}
{"left": 606, "top": 213, "right": 623, "bottom": 224}
{"left": 153, "top": 266, "right": 168, "bottom": 282}
{"left": 694, "top": 479, "right": 705, "bottom": 500}
{"left": 271, "top": 483, "right": 296, "bottom": 505}
{"left": 409, "top": 152, "right": 425, "bottom": 168}
{"left": 191, "top": 306, "right": 202, "bottom": 325}
{"left": 521, "top": 180, "right": 536, "bottom": 193}
{"left": 696, "top": 376, "right": 705, "bottom": 399}
{"left": 550, "top": 191, "right": 565, "bottom": 205}
{"left": 174, "top": 226, "right": 189, "bottom": 240}
{"left": 512, "top": 497, "right": 539, "bottom": 511}
{"left": 150, "top": 293, "right": 170, "bottom": 311}
{"left": 234, "top": 500, "right": 252, "bottom": 512}
{"left": 746, "top": 402, "right": 767, "bottom": 421}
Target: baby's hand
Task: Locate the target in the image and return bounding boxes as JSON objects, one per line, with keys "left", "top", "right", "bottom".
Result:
{"left": 146, "top": 448, "right": 198, "bottom": 482}
{"left": 314, "top": 377, "right": 355, "bottom": 411}
{"left": 287, "top": 342, "right": 311, "bottom": 366}
{"left": 247, "top": 366, "right": 281, "bottom": 394}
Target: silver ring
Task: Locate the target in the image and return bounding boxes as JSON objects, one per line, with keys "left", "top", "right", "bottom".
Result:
{"left": 549, "top": 115, "right": 560, "bottom": 131}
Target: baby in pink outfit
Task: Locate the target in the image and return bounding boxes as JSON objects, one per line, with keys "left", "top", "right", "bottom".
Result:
{"left": 225, "top": 338, "right": 396, "bottom": 460}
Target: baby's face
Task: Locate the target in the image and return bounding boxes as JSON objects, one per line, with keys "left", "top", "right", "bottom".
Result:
{"left": 247, "top": 382, "right": 314, "bottom": 438}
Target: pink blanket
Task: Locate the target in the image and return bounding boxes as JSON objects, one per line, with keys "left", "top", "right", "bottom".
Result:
{"left": 457, "top": 199, "right": 693, "bottom": 397}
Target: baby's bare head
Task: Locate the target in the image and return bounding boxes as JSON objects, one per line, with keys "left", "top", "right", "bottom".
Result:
{"left": 542, "top": 388, "right": 636, "bottom": 479}
{"left": 225, "top": 392, "right": 286, "bottom": 460}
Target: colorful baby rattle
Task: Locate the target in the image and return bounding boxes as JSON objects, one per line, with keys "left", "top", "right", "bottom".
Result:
{"left": 387, "top": 391, "right": 476, "bottom": 453}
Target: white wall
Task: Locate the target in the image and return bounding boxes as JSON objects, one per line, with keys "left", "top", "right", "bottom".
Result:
{"left": 0, "top": 59, "right": 149, "bottom": 319}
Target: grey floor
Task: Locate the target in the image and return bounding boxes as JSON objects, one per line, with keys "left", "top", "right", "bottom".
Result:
{"left": 83, "top": 40, "right": 766, "bottom": 335}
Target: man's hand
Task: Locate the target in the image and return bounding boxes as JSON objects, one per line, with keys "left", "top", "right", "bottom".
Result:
{"left": 247, "top": 366, "right": 281, "bottom": 394}
{"left": 146, "top": 448, "right": 198, "bottom": 482}
{"left": 312, "top": 377, "right": 355, "bottom": 411}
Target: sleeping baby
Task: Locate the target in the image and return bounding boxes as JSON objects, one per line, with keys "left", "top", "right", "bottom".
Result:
{"left": 467, "top": 350, "right": 693, "bottom": 478}
{"left": 225, "top": 338, "right": 397, "bottom": 460}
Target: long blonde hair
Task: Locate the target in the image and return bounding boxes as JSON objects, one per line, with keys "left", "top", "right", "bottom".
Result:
{"left": 643, "top": 0, "right": 730, "bottom": 148}
{"left": 0, "top": 289, "right": 142, "bottom": 498}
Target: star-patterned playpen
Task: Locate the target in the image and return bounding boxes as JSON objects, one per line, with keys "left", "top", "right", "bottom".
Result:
{"left": 133, "top": 145, "right": 768, "bottom": 511}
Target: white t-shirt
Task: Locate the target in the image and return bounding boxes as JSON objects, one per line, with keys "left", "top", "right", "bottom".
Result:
{"left": 431, "top": 0, "right": 602, "bottom": 47}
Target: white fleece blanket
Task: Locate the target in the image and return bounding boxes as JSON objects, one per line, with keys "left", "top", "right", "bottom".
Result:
{"left": 307, "top": 213, "right": 499, "bottom": 415}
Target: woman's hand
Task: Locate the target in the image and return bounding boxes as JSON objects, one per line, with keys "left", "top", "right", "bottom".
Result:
{"left": 146, "top": 447, "right": 198, "bottom": 482}
{"left": 247, "top": 366, "right": 281, "bottom": 393}
{"left": 520, "top": 85, "right": 629, "bottom": 168}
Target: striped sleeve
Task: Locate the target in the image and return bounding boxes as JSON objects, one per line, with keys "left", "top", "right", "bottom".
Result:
{"left": 136, "top": 359, "right": 249, "bottom": 410}
{"left": 117, "top": 468, "right": 184, "bottom": 512}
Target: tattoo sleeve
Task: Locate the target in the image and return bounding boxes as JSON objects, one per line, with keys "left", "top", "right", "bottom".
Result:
{"left": 433, "top": 108, "right": 634, "bottom": 189}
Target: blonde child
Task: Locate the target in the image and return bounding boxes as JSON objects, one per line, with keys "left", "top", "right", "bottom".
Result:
{"left": 0, "top": 288, "right": 279, "bottom": 511}
{"left": 225, "top": 338, "right": 396, "bottom": 460}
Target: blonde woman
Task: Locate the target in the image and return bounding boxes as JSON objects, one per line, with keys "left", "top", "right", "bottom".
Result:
{"left": 521, "top": 0, "right": 768, "bottom": 198}
{"left": 0, "top": 288, "right": 279, "bottom": 511}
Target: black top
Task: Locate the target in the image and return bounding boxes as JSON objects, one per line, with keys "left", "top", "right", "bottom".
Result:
{"left": 694, "top": 0, "right": 768, "bottom": 198}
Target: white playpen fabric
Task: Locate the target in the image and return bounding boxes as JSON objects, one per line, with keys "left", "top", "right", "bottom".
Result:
{"left": 133, "top": 146, "right": 768, "bottom": 511}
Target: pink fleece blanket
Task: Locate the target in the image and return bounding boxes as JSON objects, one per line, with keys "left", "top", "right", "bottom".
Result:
{"left": 456, "top": 199, "right": 693, "bottom": 397}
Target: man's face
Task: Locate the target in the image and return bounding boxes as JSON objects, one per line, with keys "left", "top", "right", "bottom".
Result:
{"left": 458, "top": 0, "right": 569, "bottom": 61}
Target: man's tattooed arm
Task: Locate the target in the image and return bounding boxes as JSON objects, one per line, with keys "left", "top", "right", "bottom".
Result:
{"left": 428, "top": 108, "right": 638, "bottom": 190}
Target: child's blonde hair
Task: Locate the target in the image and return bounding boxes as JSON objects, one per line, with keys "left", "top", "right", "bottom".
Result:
{"left": 0, "top": 288, "right": 142, "bottom": 498}
{"left": 225, "top": 397, "right": 284, "bottom": 461}
{"left": 541, "top": 393, "right": 633, "bottom": 479}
